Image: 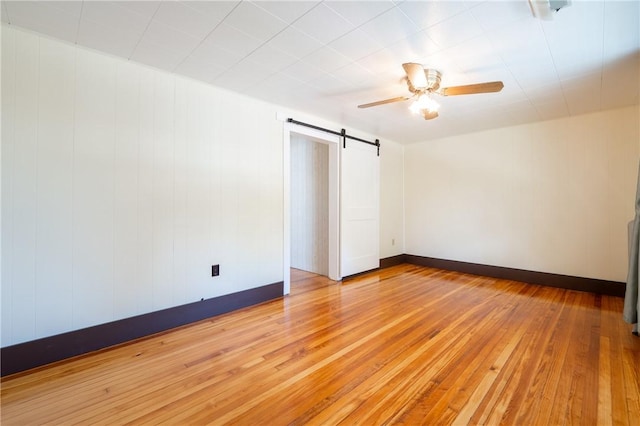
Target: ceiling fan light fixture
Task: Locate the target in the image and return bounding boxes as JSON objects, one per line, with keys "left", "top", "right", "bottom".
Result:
{"left": 409, "top": 93, "right": 440, "bottom": 115}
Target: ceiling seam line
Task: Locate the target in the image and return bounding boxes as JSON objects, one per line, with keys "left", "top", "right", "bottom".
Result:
{"left": 171, "top": 1, "right": 244, "bottom": 73}
{"left": 73, "top": 0, "right": 84, "bottom": 44}
{"left": 127, "top": 1, "right": 163, "bottom": 61}
{"left": 539, "top": 20, "right": 570, "bottom": 116}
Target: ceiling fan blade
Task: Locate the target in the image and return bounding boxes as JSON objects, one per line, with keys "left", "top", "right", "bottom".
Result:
{"left": 440, "top": 81, "right": 504, "bottom": 96}
{"left": 402, "top": 63, "right": 427, "bottom": 89}
{"left": 357, "top": 96, "right": 409, "bottom": 109}
{"left": 422, "top": 110, "right": 439, "bottom": 120}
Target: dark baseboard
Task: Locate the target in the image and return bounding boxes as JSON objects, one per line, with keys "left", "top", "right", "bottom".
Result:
{"left": 342, "top": 256, "right": 406, "bottom": 281}
{"left": 380, "top": 254, "right": 407, "bottom": 269}
{"left": 1, "top": 282, "right": 283, "bottom": 377}
{"left": 404, "top": 255, "right": 626, "bottom": 297}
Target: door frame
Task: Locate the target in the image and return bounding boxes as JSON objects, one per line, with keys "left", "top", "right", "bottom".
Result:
{"left": 283, "top": 121, "right": 341, "bottom": 294}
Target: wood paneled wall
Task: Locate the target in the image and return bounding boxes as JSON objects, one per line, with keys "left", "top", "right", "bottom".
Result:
{"left": 1, "top": 26, "right": 284, "bottom": 347}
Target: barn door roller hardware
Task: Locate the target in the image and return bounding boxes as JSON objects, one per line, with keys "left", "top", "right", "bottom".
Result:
{"left": 287, "top": 118, "right": 380, "bottom": 156}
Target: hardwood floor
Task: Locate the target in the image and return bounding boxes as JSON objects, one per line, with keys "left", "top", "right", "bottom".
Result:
{"left": 2, "top": 264, "right": 639, "bottom": 425}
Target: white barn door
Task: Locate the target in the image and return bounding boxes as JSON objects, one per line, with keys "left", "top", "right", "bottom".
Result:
{"left": 340, "top": 140, "right": 380, "bottom": 277}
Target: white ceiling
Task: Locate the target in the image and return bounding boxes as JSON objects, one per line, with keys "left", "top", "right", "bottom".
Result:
{"left": 2, "top": 0, "right": 639, "bottom": 144}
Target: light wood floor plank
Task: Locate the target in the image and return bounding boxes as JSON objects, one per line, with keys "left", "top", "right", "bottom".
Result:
{"left": 1, "top": 265, "right": 639, "bottom": 425}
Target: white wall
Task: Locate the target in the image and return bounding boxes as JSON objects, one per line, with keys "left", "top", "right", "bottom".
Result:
{"left": 1, "top": 27, "right": 284, "bottom": 346}
{"left": 405, "top": 106, "right": 640, "bottom": 282}
{"left": 290, "top": 135, "right": 329, "bottom": 275}
{"left": 1, "top": 26, "right": 407, "bottom": 347}
{"left": 380, "top": 139, "right": 405, "bottom": 258}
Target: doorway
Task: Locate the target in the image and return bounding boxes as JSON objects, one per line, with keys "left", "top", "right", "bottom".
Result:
{"left": 290, "top": 135, "right": 329, "bottom": 276}
{"left": 282, "top": 119, "right": 380, "bottom": 294}
{"left": 283, "top": 122, "right": 340, "bottom": 294}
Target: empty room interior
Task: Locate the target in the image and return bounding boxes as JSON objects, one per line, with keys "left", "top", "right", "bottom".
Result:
{"left": 1, "top": 0, "right": 639, "bottom": 424}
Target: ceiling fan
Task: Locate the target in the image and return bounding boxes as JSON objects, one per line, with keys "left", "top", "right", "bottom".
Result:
{"left": 357, "top": 63, "right": 504, "bottom": 120}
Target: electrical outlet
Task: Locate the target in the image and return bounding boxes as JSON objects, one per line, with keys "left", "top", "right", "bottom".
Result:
{"left": 211, "top": 264, "right": 220, "bottom": 277}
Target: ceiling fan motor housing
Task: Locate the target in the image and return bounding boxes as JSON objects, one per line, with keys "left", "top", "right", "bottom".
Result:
{"left": 424, "top": 69, "right": 442, "bottom": 92}
{"left": 407, "top": 69, "right": 442, "bottom": 93}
